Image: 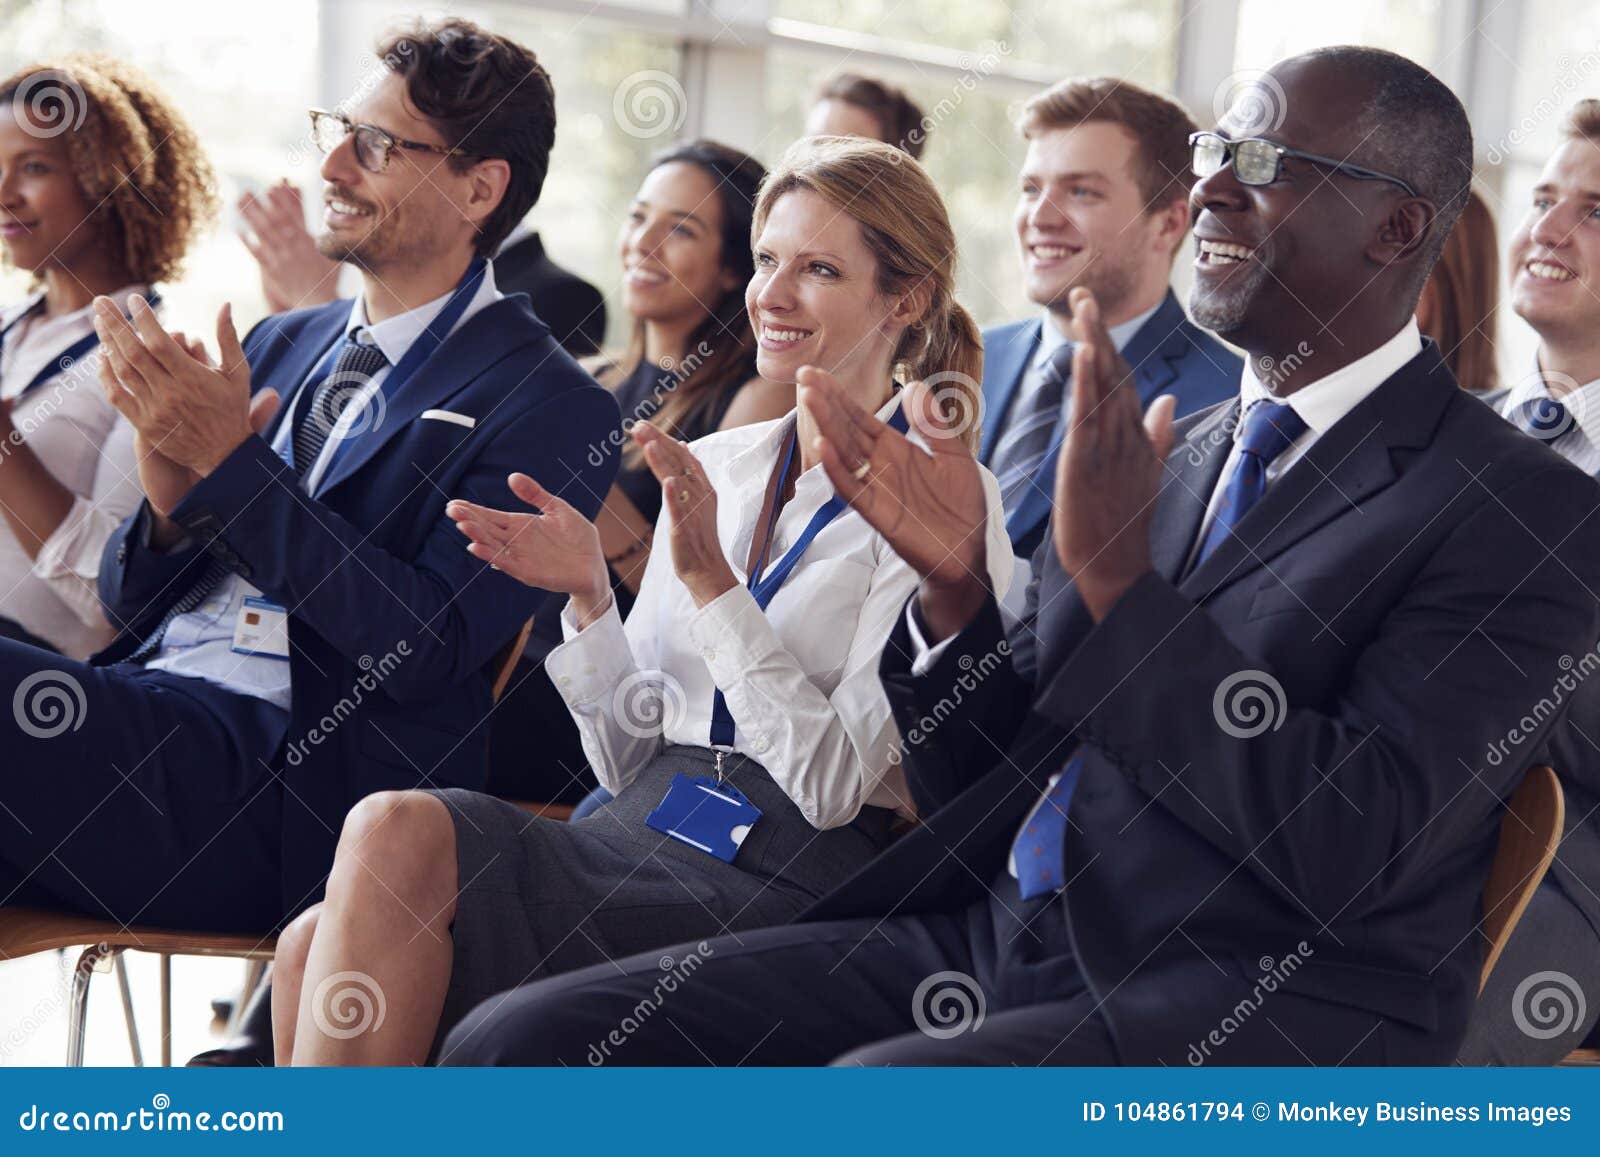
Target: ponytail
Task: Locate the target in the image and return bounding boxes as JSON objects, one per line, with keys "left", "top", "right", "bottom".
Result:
{"left": 900, "top": 298, "right": 984, "bottom": 452}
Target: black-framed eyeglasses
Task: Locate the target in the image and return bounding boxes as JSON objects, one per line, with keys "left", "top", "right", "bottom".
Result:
{"left": 308, "top": 108, "right": 478, "bottom": 174}
{"left": 1189, "top": 131, "right": 1419, "bottom": 198}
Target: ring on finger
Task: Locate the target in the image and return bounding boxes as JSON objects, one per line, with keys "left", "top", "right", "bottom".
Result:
{"left": 851, "top": 459, "right": 871, "bottom": 481}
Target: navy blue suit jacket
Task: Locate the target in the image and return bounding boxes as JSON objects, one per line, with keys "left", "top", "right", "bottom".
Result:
{"left": 979, "top": 290, "right": 1240, "bottom": 557}
{"left": 95, "top": 293, "right": 620, "bottom": 913}
{"left": 809, "top": 344, "right": 1600, "bottom": 1063}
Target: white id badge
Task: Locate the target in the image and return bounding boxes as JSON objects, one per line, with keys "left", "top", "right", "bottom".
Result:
{"left": 231, "top": 596, "right": 290, "bottom": 659}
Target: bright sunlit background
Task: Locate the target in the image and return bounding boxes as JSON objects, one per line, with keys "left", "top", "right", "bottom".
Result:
{"left": 0, "top": 0, "right": 1594, "bottom": 1064}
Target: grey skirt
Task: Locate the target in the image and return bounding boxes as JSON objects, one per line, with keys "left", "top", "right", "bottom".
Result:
{"left": 426, "top": 745, "right": 895, "bottom": 1055}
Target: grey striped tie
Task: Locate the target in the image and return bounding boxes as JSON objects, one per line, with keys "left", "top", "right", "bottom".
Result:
{"left": 291, "top": 337, "right": 390, "bottom": 479}
{"left": 991, "top": 342, "right": 1074, "bottom": 513}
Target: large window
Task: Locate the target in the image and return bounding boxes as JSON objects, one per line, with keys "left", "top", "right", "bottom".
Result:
{"left": 1233, "top": 0, "right": 1445, "bottom": 71}
{"left": 0, "top": 0, "right": 320, "bottom": 337}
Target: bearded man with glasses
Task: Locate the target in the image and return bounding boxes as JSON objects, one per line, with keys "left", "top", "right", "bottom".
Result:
{"left": 0, "top": 16, "right": 618, "bottom": 1005}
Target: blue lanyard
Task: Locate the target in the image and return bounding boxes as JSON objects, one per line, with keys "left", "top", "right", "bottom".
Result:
{"left": 707, "top": 398, "right": 910, "bottom": 748}
{"left": 1, "top": 291, "right": 161, "bottom": 399}
{"left": 283, "top": 258, "right": 486, "bottom": 475}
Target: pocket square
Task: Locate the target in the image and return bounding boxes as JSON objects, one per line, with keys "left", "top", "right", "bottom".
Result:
{"left": 420, "top": 409, "right": 476, "bottom": 429}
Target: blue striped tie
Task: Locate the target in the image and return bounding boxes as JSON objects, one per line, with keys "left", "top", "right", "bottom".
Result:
{"left": 991, "top": 343, "right": 1075, "bottom": 513}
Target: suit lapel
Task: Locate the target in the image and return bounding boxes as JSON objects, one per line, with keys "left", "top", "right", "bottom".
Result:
{"left": 259, "top": 307, "right": 348, "bottom": 447}
{"left": 1005, "top": 294, "right": 1196, "bottom": 546}
{"left": 1179, "top": 344, "right": 1456, "bottom": 600}
{"left": 315, "top": 297, "right": 544, "bottom": 495}
{"left": 980, "top": 320, "right": 1041, "bottom": 464}
{"left": 1119, "top": 290, "right": 1188, "bottom": 406}
{"left": 1148, "top": 400, "right": 1239, "bottom": 582}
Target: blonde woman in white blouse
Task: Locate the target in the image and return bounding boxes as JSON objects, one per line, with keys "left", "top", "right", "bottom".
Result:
{"left": 0, "top": 55, "right": 215, "bottom": 657}
{"left": 273, "top": 136, "right": 1013, "bottom": 1066}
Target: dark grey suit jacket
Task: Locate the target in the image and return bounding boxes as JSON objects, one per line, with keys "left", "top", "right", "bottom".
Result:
{"left": 808, "top": 345, "right": 1600, "bottom": 1063}
{"left": 1478, "top": 385, "right": 1600, "bottom": 940}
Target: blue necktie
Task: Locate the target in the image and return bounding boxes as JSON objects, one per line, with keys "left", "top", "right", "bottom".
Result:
{"left": 1193, "top": 400, "right": 1308, "bottom": 566}
{"left": 1515, "top": 397, "right": 1573, "bottom": 442}
{"left": 1013, "top": 399, "right": 1307, "bottom": 902}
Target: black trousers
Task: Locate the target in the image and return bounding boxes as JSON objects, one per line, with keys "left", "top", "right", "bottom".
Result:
{"left": 0, "top": 640, "right": 285, "bottom": 931}
{"left": 438, "top": 874, "right": 1120, "bottom": 1066}
{"left": 1459, "top": 875, "right": 1600, "bottom": 1063}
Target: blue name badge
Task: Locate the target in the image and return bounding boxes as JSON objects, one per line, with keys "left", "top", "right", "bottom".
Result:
{"left": 643, "top": 774, "right": 762, "bottom": 864}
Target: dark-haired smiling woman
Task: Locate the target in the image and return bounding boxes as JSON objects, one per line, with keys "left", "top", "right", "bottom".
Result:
{"left": 488, "top": 139, "right": 793, "bottom": 807}
{"left": 0, "top": 55, "right": 214, "bottom": 656}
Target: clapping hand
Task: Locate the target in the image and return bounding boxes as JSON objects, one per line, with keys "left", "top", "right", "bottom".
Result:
{"left": 237, "top": 181, "right": 341, "bottom": 313}
{"left": 448, "top": 475, "right": 611, "bottom": 624}
{"left": 633, "top": 421, "right": 738, "bottom": 608}
{"left": 800, "top": 367, "right": 989, "bottom": 641}
{"left": 1052, "top": 286, "right": 1176, "bottom": 619}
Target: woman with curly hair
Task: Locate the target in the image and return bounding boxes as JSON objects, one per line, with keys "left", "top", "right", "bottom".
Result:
{"left": 0, "top": 55, "right": 216, "bottom": 657}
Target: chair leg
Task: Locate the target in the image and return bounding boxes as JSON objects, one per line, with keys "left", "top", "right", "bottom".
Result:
{"left": 66, "top": 943, "right": 116, "bottom": 1067}
{"left": 114, "top": 952, "right": 144, "bottom": 1067}
{"left": 160, "top": 955, "right": 172, "bottom": 1067}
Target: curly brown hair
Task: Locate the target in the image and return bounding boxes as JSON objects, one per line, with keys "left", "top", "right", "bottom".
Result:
{"left": 0, "top": 54, "right": 217, "bottom": 284}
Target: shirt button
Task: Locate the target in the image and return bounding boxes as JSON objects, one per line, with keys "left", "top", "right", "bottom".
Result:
{"left": 754, "top": 738, "right": 771, "bottom": 753}
{"left": 703, "top": 648, "right": 717, "bottom": 662}
{"left": 582, "top": 664, "right": 596, "bottom": 676}
{"left": 557, "top": 675, "right": 572, "bottom": 688}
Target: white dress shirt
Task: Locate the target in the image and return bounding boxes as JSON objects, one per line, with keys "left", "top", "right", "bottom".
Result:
{"left": 144, "top": 263, "right": 502, "bottom": 708}
{"left": 1181, "top": 318, "right": 1423, "bottom": 573}
{"left": 547, "top": 390, "right": 1015, "bottom": 830}
{"left": 912, "top": 318, "right": 1423, "bottom": 882}
{"left": 1497, "top": 355, "right": 1600, "bottom": 477}
{"left": 0, "top": 286, "right": 150, "bottom": 658}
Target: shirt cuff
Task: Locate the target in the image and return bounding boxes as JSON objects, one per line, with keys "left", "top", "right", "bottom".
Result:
{"left": 30, "top": 497, "right": 113, "bottom": 627}
{"left": 906, "top": 599, "right": 956, "bottom": 676}
{"left": 687, "top": 582, "right": 781, "bottom": 673}
{"left": 545, "top": 595, "right": 632, "bottom": 710}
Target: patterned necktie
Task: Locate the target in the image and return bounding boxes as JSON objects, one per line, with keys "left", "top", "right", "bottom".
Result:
{"left": 1013, "top": 400, "right": 1308, "bottom": 901}
{"left": 127, "top": 337, "right": 390, "bottom": 662}
{"left": 1515, "top": 396, "right": 1573, "bottom": 443}
{"left": 291, "top": 337, "right": 391, "bottom": 480}
{"left": 991, "top": 342, "right": 1075, "bottom": 512}
{"left": 1193, "top": 400, "right": 1309, "bottom": 566}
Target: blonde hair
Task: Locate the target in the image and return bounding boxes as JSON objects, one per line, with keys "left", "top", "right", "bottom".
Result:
{"left": 753, "top": 135, "right": 982, "bottom": 451}
{"left": 0, "top": 54, "right": 217, "bottom": 284}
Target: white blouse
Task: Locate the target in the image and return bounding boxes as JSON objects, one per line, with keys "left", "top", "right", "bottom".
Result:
{"left": 0, "top": 287, "right": 150, "bottom": 658}
{"left": 546, "top": 391, "right": 1015, "bottom": 830}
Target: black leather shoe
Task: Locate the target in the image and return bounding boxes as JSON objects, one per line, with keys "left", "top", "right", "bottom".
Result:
{"left": 187, "top": 977, "right": 275, "bottom": 1067}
